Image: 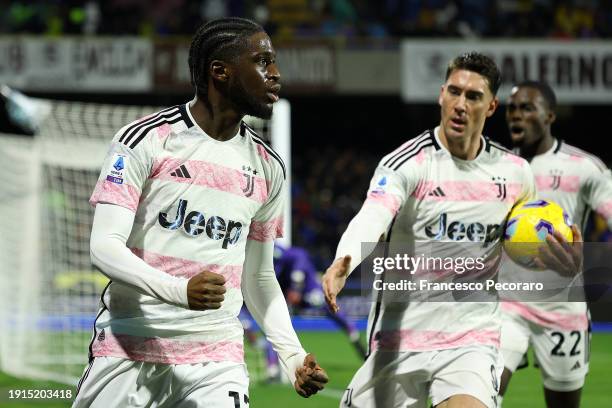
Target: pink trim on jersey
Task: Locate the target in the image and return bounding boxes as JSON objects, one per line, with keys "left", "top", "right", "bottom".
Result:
{"left": 596, "top": 200, "right": 612, "bottom": 220}
{"left": 92, "top": 332, "right": 244, "bottom": 364}
{"left": 388, "top": 138, "right": 422, "bottom": 157}
{"left": 151, "top": 158, "right": 269, "bottom": 203}
{"left": 248, "top": 218, "right": 284, "bottom": 242}
{"left": 535, "top": 175, "right": 580, "bottom": 193}
{"left": 502, "top": 301, "right": 588, "bottom": 331}
{"left": 130, "top": 248, "right": 242, "bottom": 288}
{"left": 365, "top": 192, "right": 401, "bottom": 215}
{"left": 370, "top": 328, "right": 500, "bottom": 352}
{"left": 256, "top": 144, "right": 270, "bottom": 161}
{"left": 90, "top": 180, "right": 140, "bottom": 212}
{"left": 412, "top": 180, "right": 522, "bottom": 202}
{"left": 505, "top": 153, "right": 525, "bottom": 167}
{"left": 157, "top": 123, "right": 172, "bottom": 140}
{"left": 561, "top": 145, "right": 602, "bottom": 167}
{"left": 137, "top": 113, "right": 155, "bottom": 123}
{"left": 568, "top": 155, "right": 585, "bottom": 162}
{"left": 414, "top": 149, "right": 427, "bottom": 164}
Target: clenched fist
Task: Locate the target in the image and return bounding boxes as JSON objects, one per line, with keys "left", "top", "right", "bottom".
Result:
{"left": 294, "top": 354, "right": 329, "bottom": 398}
{"left": 187, "top": 271, "right": 226, "bottom": 310}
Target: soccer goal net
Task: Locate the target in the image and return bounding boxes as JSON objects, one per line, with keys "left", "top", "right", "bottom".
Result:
{"left": 0, "top": 96, "right": 291, "bottom": 385}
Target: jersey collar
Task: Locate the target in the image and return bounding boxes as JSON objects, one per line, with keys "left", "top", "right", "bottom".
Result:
{"left": 433, "top": 126, "right": 487, "bottom": 162}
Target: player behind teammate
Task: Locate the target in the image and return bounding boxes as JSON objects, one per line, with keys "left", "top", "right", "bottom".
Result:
{"left": 322, "top": 53, "right": 582, "bottom": 408}
{"left": 273, "top": 244, "right": 366, "bottom": 357}
{"left": 499, "top": 81, "right": 612, "bottom": 408}
{"left": 73, "top": 17, "right": 327, "bottom": 407}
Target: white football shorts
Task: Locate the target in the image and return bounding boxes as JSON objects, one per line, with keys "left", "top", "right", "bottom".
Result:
{"left": 500, "top": 311, "right": 590, "bottom": 392}
{"left": 340, "top": 345, "right": 502, "bottom": 408}
{"left": 72, "top": 356, "right": 250, "bottom": 408}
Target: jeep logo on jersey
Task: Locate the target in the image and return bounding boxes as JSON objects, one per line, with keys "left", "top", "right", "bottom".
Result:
{"left": 158, "top": 199, "right": 242, "bottom": 249}
{"left": 425, "top": 213, "right": 500, "bottom": 244}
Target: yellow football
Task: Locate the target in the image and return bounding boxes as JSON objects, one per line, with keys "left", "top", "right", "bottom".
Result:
{"left": 503, "top": 199, "right": 573, "bottom": 269}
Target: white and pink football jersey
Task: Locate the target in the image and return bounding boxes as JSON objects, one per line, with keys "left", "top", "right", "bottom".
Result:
{"left": 362, "top": 127, "right": 536, "bottom": 353}
{"left": 89, "top": 103, "right": 286, "bottom": 364}
{"left": 502, "top": 139, "right": 612, "bottom": 331}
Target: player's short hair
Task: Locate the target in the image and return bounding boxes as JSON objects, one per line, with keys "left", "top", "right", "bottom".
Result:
{"left": 445, "top": 52, "right": 502, "bottom": 96}
{"left": 514, "top": 80, "right": 557, "bottom": 111}
{"left": 188, "top": 17, "right": 264, "bottom": 101}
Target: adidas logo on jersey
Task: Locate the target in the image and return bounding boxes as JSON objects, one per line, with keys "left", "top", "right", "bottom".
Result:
{"left": 171, "top": 165, "right": 191, "bottom": 178}
{"left": 571, "top": 361, "right": 581, "bottom": 370}
{"left": 425, "top": 213, "right": 500, "bottom": 245}
{"left": 158, "top": 199, "right": 242, "bottom": 249}
{"left": 428, "top": 186, "right": 445, "bottom": 197}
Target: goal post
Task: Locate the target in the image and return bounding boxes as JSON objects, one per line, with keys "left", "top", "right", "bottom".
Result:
{"left": 0, "top": 97, "right": 292, "bottom": 385}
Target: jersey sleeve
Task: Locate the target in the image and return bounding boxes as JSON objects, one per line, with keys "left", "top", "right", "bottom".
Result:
{"left": 90, "top": 204, "right": 189, "bottom": 307}
{"left": 247, "top": 164, "right": 285, "bottom": 242}
{"left": 242, "top": 239, "right": 307, "bottom": 383}
{"left": 89, "top": 125, "right": 154, "bottom": 212}
{"left": 583, "top": 161, "right": 612, "bottom": 228}
{"left": 334, "top": 157, "right": 417, "bottom": 274}
{"left": 362, "top": 160, "right": 414, "bottom": 217}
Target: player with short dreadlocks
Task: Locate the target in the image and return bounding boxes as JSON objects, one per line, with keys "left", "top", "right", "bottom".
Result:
{"left": 73, "top": 17, "right": 327, "bottom": 407}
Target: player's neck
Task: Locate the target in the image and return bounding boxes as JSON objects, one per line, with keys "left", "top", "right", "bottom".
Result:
{"left": 439, "top": 128, "right": 482, "bottom": 160}
{"left": 520, "top": 134, "right": 554, "bottom": 160}
{"left": 189, "top": 97, "right": 242, "bottom": 141}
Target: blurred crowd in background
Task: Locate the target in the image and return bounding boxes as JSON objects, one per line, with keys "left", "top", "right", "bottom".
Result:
{"left": 292, "top": 147, "right": 378, "bottom": 268}
{"left": 2, "top": 0, "right": 611, "bottom": 40}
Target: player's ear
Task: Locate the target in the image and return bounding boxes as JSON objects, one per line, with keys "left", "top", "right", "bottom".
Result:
{"left": 438, "top": 85, "right": 444, "bottom": 106}
{"left": 210, "top": 60, "right": 230, "bottom": 82}
{"left": 486, "top": 96, "right": 499, "bottom": 117}
{"left": 546, "top": 110, "right": 556, "bottom": 125}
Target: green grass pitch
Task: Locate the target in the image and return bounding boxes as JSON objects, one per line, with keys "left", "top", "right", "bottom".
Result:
{"left": 1, "top": 332, "right": 611, "bottom": 407}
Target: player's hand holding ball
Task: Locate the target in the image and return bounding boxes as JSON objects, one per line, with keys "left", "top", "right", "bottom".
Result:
{"left": 187, "top": 271, "right": 226, "bottom": 310}
{"left": 536, "top": 224, "right": 582, "bottom": 277}
{"left": 503, "top": 200, "right": 583, "bottom": 276}
{"left": 294, "top": 354, "right": 329, "bottom": 398}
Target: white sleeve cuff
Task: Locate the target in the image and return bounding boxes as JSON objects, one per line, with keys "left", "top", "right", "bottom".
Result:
{"left": 279, "top": 350, "right": 308, "bottom": 384}
{"left": 242, "top": 239, "right": 307, "bottom": 384}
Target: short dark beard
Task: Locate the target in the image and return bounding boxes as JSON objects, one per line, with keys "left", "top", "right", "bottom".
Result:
{"left": 228, "top": 79, "right": 273, "bottom": 119}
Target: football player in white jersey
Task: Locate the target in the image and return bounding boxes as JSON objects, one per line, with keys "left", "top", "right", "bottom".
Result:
{"left": 322, "top": 53, "right": 582, "bottom": 408}
{"left": 499, "top": 81, "right": 612, "bottom": 408}
{"left": 73, "top": 17, "right": 327, "bottom": 407}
